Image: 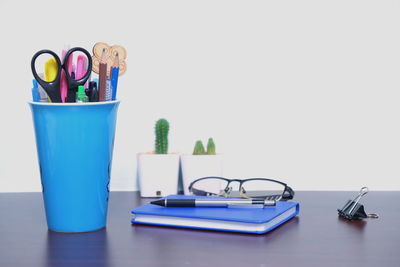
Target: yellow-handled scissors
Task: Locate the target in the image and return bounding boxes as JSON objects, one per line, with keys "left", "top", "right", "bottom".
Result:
{"left": 31, "top": 47, "right": 92, "bottom": 103}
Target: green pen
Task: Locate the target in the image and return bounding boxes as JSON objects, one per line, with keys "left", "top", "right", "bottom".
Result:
{"left": 76, "top": 85, "right": 89, "bottom": 103}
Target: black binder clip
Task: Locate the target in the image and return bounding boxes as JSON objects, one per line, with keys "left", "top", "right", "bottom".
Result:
{"left": 338, "top": 187, "right": 379, "bottom": 220}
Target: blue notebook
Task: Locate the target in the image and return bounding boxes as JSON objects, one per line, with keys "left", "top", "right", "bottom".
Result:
{"left": 131, "top": 195, "right": 300, "bottom": 234}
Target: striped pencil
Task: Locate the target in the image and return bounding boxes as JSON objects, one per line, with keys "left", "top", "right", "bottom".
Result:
{"left": 98, "top": 48, "right": 107, "bottom": 101}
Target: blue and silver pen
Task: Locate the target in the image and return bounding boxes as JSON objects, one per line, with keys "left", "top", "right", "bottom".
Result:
{"left": 151, "top": 198, "right": 276, "bottom": 207}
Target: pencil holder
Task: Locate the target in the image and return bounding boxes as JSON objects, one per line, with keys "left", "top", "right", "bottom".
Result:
{"left": 29, "top": 101, "right": 120, "bottom": 233}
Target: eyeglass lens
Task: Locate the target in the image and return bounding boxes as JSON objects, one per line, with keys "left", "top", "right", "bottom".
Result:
{"left": 191, "top": 178, "right": 285, "bottom": 198}
{"left": 240, "top": 180, "right": 285, "bottom": 198}
{"left": 191, "top": 178, "right": 229, "bottom": 195}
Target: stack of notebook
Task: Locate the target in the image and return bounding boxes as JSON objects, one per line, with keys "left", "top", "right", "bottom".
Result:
{"left": 131, "top": 195, "right": 299, "bottom": 234}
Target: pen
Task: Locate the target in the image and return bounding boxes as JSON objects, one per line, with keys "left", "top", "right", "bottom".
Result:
{"left": 151, "top": 198, "right": 276, "bottom": 207}
{"left": 71, "top": 63, "right": 76, "bottom": 80}
{"left": 38, "top": 73, "right": 49, "bottom": 102}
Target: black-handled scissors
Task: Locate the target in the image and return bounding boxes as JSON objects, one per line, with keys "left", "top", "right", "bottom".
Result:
{"left": 31, "top": 47, "right": 93, "bottom": 103}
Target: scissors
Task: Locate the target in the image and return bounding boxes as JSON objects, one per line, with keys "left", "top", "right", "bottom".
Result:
{"left": 31, "top": 47, "right": 92, "bottom": 103}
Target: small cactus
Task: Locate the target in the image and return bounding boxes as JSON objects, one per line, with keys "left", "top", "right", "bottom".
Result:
{"left": 206, "top": 138, "right": 216, "bottom": 155}
{"left": 155, "top": 119, "right": 169, "bottom": 154}
{"left": 193, "top": 140, "right": 206, "bottom": 155}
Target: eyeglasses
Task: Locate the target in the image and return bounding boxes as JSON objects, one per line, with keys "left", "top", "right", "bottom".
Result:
{"left": 188, "top": 176, "right": 295, "bottom": 201}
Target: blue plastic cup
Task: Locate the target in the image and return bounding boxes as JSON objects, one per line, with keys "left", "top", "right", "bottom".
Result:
{"left": 29, "top": 101, "right": 120, "bottom": 233}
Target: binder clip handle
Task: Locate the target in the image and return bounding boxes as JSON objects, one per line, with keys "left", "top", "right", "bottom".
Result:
{"left": 358, "top": 187, "right": 369, "bottom": 197}
{"left": 337, "top": 187, "right": 379, "bottom": 220}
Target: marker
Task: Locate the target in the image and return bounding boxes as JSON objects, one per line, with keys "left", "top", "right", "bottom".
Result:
{"left": 87, "top": 81, "right": 98, "bottom": 102}
{"left": 76, "top": 55, "right": 86, "bottom": 80}
{"left": 44, "top": 57, "right": 57, "bottom": 82}
{"left": 151, "top": 198, "right": 276, "bottom": 207}
{"left": 60, "top": 46, "right": 72, "bottom": 103}
{"left": 85, "top": 82, "right": 92, "bottom": 99}
{"left": 76, "top": 85, "right": 88, "bottom": 102}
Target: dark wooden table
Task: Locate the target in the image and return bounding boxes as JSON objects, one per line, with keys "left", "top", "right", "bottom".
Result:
{"left": 0, "top": 191, "right": 399, "bottom": 267}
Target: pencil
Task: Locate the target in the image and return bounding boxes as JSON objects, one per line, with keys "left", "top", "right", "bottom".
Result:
{"left": 112, "top": 52, "right": 119, "bottom": 68}
{"left": 111, "top": 52, "right": 120, "bottom": 100}
{"left": 98, "top": 48, "right": 107, "bottom": 101}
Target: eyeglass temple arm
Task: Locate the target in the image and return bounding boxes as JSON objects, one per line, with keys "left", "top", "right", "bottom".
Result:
{"left": 191, "top": 188, "right": 210, "bottom": 196}
{"left": 283, "top": 186, "right": 295, "bottom": 199}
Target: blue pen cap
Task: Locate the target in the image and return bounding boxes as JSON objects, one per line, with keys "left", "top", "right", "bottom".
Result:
{"left": 32, "top": 79, "right": 40, "bottom": 102}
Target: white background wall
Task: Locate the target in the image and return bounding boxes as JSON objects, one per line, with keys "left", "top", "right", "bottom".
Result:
{"left": 0, "top": 0, "right": 399, "bottom": 192}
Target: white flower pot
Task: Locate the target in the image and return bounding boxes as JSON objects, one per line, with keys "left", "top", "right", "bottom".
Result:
{"left": 180, "top": 154, "right": 223, "bottom": 195}
{"left": 137, "top": 153, "right": 180, "bottom": 197}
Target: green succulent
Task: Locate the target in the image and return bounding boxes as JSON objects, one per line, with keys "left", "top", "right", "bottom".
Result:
{"left": 155, "top": 119, "right": 169, "bottom": 154}
{"left": 206, "top": 138, "right": 216, "bottom": 155}
{"left": 193, "top": 140, "right": 206, "bottom": 155}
